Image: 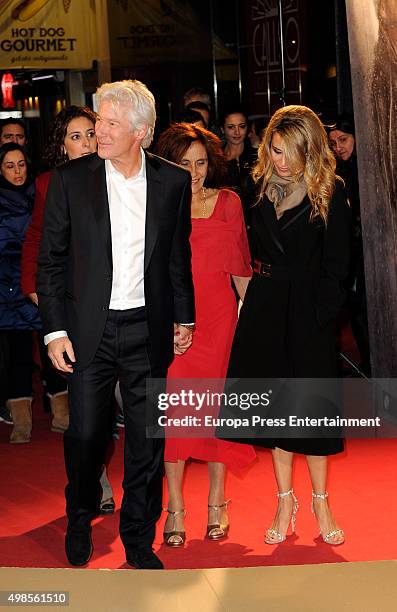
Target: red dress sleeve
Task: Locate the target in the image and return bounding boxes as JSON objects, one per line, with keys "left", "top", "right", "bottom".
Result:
{"left": 222, "top": 189, "right": 252, "bottom": 277}
{"left": 21, "top": 171, "right": 52, "bottom": 295}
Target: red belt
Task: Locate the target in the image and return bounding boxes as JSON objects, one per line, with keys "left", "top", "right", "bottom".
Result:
{"left": 253, "top": 259, "right": 272, "bottom": 277}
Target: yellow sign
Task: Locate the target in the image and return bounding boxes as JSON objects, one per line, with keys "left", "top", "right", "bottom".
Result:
{"left": 0, "top": 0, "right": 97, "bottom": 69}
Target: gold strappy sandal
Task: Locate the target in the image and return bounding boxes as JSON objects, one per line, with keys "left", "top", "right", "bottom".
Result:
{"left": 265, "top": 488, "right": 299, "bottom": 545}
{"left": 163, "top": 508, "right": 186, "bottom": 547}
{"left": 311, "top": 492, "right": 344, "bottom": 545}
{"left": 206, "top": 500, "right": 231, "bottom": 540}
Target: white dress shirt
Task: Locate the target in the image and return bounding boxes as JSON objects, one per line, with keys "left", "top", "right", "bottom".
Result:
{"left": 107, "top": 150, "right": 146, "bottom": 309}
{"left": 44, "top": 149, "right": 147, "bottom": 345}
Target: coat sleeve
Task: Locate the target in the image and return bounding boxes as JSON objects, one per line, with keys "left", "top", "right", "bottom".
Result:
{"left": 21, "top": 172, "right": 51, "bottom": 295}
{"left": 169, "top": 173, "right": 195, "bottom": 323}
{"left": 36, "top": 168, "right": 70, "bottom": 335}
{"left": 315, "top": 182, "right": 351, "bottom": 328}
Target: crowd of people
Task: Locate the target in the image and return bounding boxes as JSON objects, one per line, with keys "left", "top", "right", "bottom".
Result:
{"left": 0, "top": 79, "right": 367, "bottom": 568}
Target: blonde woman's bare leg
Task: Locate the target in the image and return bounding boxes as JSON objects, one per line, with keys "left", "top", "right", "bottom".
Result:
{"left": 307, "top": 454, "right": 344, "bottom": 544}
{"left": 265, "top": 447, "right": 297, "bottom": 544}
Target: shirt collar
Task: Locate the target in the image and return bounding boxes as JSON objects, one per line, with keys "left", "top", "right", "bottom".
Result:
{"left": 106, "top": 148, "right": 146, "bottom": 182}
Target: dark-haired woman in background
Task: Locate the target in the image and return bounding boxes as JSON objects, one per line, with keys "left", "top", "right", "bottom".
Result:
{"left": 328, "top": 114, "right": 370, "bottom": 376}
{"left": 156, "top": 123, "right": 255, "bottom": 546}
{"left": 21, "top": 106, "right": 115, "bottom": 514}
{"left": 22, "top": 105, "right": 97, "bottom": 313}
{"left": 22, "top": 105, "right": 96, "bottom": 434}
{"left": 221, "top": 108, "right": 258, "bottom": 230}
{"left": 0, "top": 143, "right": 40, "bottom": 443}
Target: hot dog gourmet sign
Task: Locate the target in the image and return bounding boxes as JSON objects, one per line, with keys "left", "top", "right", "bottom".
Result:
{"left": 0, "top": 0, "right": 96, "bottom": 68}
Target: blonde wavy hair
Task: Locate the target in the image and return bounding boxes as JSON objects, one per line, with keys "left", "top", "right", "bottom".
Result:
{"left": 253, "top": 105, "right": 337, "bottom": 223}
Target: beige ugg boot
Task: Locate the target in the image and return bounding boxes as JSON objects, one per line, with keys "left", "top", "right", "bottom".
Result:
{"left": 7, "top": 398, "right": 32, "bottom": 444}
{"left": 50, "top": 391, "right": 69, "bottom": 432}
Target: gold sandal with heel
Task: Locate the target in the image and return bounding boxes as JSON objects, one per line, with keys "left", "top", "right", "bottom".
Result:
{"left": 163, "top": 508, "right": 186, "bottom": 547}
{"left": 311, "top": 491, "right": 344, "bottom": 545}
{"left": 265, "top": 488, "right": 299, "bottom": 545}
{"left": 207, "top": 500, "right": 230, "bottom": 540}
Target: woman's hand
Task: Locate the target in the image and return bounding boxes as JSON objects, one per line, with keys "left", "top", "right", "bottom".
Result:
{"left": 28, "top": 292, "right": 38, "bottom": 306}
{"left": 174, "top": 324, "right": 194, "bottom": 355}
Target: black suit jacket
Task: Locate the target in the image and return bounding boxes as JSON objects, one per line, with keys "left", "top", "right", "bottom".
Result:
{"left": 37, "top": 151, "right": 195, "bottom": 370}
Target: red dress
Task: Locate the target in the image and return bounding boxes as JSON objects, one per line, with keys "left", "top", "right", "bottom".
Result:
{"left": 165, "top": 189, "right": 256, "bottom": 473}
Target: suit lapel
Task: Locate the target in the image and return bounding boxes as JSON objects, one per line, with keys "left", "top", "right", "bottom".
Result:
{"left": 144, "top": 152, "right": 162, "bottom": 272}
{"left": 88, "top": 155, "right": 113, "bottom": 270}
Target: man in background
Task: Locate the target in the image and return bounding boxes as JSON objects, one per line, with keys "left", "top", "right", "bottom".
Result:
{"left": 0, "top": 118, "right": 27, "bottom": 147}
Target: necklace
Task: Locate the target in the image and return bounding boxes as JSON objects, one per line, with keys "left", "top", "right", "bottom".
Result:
{"left": 201, "top": 186, "right": 207, "bottom": 217}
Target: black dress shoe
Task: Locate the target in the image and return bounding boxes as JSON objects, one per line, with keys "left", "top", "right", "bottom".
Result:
{"left": 126, "top": 549, "right": 164, "bottom": 570}
{"left": 99, "top": 497, "right": 115, "bottom": 515}
{"left": 65, "top": 527, "right": 93, "bottom": 566}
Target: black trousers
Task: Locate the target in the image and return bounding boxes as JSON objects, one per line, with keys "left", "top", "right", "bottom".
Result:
{"left": 65, "top": 307, "right": 166, "bottom": 553}
{"left": 0, "top": 330, "right": 34, "bottom": 402}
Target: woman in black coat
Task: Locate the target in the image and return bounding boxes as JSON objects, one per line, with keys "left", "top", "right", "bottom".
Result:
{"left": 222, "top": 108, "right": 257, "bottom": 227}
{"left": 0, "top": 143, "right": 40, "bottom": 442}
{"left": 226, "top": 105, "right": 350, "bottom": 546}
{"left": 328, "top": 115, "right": 370, "bottom": 375}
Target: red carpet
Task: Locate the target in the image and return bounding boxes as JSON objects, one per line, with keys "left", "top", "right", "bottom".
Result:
{"left": 0, "top": 404, "right": 396, "bottom": 571}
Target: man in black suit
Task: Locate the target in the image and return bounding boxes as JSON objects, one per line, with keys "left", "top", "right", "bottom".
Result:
{"left": 37, "top": 80, "right": 195, "bottom": 569}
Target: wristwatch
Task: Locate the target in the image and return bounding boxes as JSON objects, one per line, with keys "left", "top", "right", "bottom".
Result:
{"left": 177, "top": 323, "right": 196, "bottom": 332}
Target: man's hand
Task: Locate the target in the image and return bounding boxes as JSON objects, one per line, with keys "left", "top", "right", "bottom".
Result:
{"left": 174, "top": 324, "right": 193, "bottom": 355}
{"left": 28, "top": 292, "right": 38, "bottom": 305}
{"left": 47, "top": 336, "right": 76, "bottom": 372}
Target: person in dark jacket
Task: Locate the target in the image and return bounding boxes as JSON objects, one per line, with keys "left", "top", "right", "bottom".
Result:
{"left": 21, "top": 106, "right": 97, "bottom": 435}
{"left": 37, "top": 80, "right": 194, "bottom": 569}
{"left": 328, "top": 114, "right": 371, "bottom": 375}
{"left": 221, "top": 105, "right": 350, "bottom": 546}
{"left": 0, "top": 143, "right": 40, "bottom": 443}
{"left": 221, "top": 108, "right": 257, "bottom": 229}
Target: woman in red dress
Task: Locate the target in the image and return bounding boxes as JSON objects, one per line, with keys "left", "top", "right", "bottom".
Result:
{"left": 155, "top": 123, "right": 255, "bottom": 546}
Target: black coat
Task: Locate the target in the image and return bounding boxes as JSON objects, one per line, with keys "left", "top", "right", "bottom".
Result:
{"left": 0, "top": 177, "right": 41, "bottom": 331}
{"left": 225, "top": 181, "right": 351, "bottom": 454}
{"left": 37, "top": 152, "right": 195, "bottom": 370}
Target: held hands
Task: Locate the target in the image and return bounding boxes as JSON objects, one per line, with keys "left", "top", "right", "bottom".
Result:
{"left": 48, "top": 326, "right": 191, "bottom": 367}
{"left": 174, "top": 324, "right": 194, "bottom": 355}
{"left": 47, "top": 336, "right": 76, "bottom": 372}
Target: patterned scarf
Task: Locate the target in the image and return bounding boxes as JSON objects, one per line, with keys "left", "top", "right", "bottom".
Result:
{"left": 265, "top": 173, "right": 307, "bottom": 219}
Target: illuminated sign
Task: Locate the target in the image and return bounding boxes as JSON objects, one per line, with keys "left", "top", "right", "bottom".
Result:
{"left": 1, "top": 72, "right": 16, "bottom": 108}
{"left": 0, "top": 0, "right": 96, "bottom": 69}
